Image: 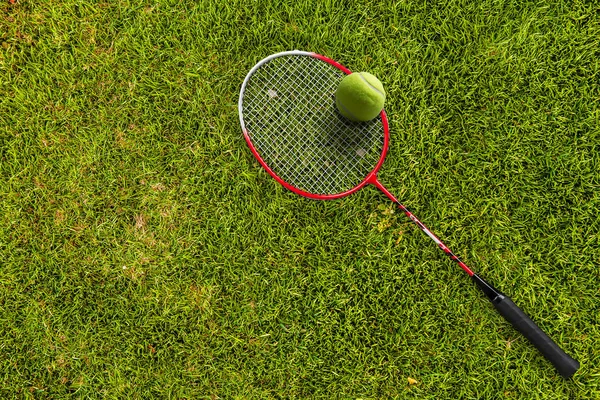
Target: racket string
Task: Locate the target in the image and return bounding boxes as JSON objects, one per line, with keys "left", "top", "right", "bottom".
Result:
{"left": 241, "top": 54, "right": 384, "bottom": 195}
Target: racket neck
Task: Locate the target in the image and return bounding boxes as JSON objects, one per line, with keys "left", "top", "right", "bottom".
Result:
{"left": 367, "top": 173, "right": 398, "bottom": 202}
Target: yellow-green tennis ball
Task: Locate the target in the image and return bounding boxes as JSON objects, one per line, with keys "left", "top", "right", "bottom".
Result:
{"left": 335, "top": 72, "right": 386, "bottom": 122}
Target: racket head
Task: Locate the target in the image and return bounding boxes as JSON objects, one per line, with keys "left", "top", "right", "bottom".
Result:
{"left": 238, "top": 50, "right": 389, "bottom": 200}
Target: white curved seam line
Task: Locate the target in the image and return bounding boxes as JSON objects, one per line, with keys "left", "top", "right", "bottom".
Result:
{"left": 336, "top": 98, "right": 359, "bottom": 121}
{"left": 358, "top": 73, "right": 385, "bottom": 98}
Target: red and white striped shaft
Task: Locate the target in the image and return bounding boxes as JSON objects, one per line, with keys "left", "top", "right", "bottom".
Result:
{"left": 368, "top": 173, "right": 475, "bottom": 277}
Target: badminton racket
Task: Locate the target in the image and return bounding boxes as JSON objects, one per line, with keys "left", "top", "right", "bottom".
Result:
{"left": 237, "top": 50, "right": 579, "bottom": 379}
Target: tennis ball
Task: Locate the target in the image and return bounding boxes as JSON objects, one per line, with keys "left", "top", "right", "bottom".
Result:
{"left": 335, "top": 72, "right": 385, "bottom": 122}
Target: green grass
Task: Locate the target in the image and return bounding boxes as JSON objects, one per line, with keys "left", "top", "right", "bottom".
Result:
{"left": 1, "top": 0, "right": 599, "bottom": 398}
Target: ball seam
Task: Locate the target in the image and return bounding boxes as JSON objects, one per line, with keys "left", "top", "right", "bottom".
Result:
{"left": 358, "top": 72, "right": 385, "bottom": 99}
{"left": 336, "top": 96, "right": 359, "bottom": 121}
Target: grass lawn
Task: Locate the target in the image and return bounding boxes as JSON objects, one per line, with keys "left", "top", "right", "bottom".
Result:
{"left": 1, "top": 0, "right": 599, "bottom": 398}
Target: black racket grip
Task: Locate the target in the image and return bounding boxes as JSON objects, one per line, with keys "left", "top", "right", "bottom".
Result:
{"left": 473, "top": 274, "right": 580, "bottom": 379}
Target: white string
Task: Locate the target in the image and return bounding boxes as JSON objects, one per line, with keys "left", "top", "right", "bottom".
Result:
{"left": 241, "top": 54, "right": 384, "bottom": 195}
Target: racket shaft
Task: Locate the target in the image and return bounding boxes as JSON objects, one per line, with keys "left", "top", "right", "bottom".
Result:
{"left": 369, "top": 176, "right": 475, "bottom": 276}
{"left": 396, "top": 203, "right": 474, "bottom": 276}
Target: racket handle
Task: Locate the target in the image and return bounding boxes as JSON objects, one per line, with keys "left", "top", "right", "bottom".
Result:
{"left": 472, "top": 274, "right": 580, "bottom": 379}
